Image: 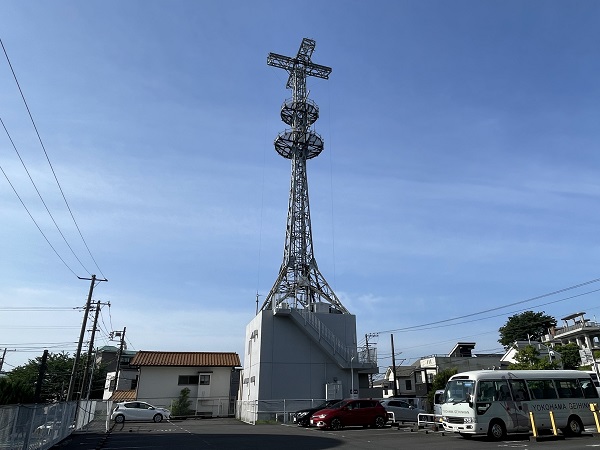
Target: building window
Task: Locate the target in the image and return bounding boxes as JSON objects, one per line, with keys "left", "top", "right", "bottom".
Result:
{"left": 178, "top": 375, "right": 200, "bottom": 385}
{"left": 200, "top": 375, "right": 210, "bottom": 385}
{"left": 405, "top": 380, "right": 412, "bottom": 390}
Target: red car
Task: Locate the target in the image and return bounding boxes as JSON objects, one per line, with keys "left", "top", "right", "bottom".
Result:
{"left": 310, "top": 399, "right": 387, "bottom": 430}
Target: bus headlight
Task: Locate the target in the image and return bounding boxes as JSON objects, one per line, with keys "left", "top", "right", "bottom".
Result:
{"left": 463, "top": 417, "right": 475, "bottom": 424}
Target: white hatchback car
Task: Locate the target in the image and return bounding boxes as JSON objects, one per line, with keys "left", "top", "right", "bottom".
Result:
{"left": 380, "top": 399, "right": 425, "bottom": 423}
{"left": 111, "top": 401, "right": 171, "bottom": 423}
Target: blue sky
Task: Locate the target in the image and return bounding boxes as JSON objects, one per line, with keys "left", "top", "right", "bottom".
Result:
{"left": 1, "top": 1, "right": 600, "bottom": 372}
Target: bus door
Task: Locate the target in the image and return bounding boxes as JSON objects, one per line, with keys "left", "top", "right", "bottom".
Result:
{"left": 507, "top": 379, "right": 530, "bottom": 431}
{"left": 476, "top": 380, "right": 510, "bottom": 428}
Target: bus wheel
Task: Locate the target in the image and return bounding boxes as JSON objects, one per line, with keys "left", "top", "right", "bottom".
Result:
{"left": 563, "top": 416, "right": 583, "bottom": 437}
{"left": 487, "top": 420, "right": 506, "bottom": 441}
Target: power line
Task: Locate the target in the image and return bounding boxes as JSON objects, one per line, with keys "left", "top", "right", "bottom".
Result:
{"left": 98, "top": 308, "right": 111, "bottom": 337}
{"left": 0, "top": 161, "right": 79, "bottom": 276}
{"left": 107, "top": 302, "right": 115, "bottom": 332}
{"left": 0, "top": 37, "right": 106, "bottom": 279}
{"left": 374, "top": 276, "right": 600, "bottom": 335}
{"left": 387, "top": 287, "right": 600, "bottom": 334}
{"left": 1, "top": 326, "right": 78, "bottom": 329}
{"left": 0, "top": 116, "right": 92, "bottom": 275}
{"left": 125, "top": 336, "right": 136, "bottom": 351}
{"left": 0, "top": 306, "right": 82, "bottom": 311}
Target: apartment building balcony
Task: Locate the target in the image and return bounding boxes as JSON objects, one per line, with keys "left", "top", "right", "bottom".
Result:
{"left": 542, "top": 312, "right": 600, "bottom": 351}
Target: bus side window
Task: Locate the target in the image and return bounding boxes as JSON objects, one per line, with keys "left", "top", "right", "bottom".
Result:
{"left": 580, "top": 379, "right": 600, "bottom": 399}
{"left": 509, "top": 380, "right": 530, "bottom": 401}
{"left": 556, "top": 379, "right": 582, "bottom": 399}
{"left": 496, "top": 381, "right": 512, "bottom": 401}
{"left": 527, "top": 380, "right": 543, "bottom": 399}
{"left": 477, "top": 381, "right": 495, "bottom": 402}
{"left": 543, "top": 381, "right": 558, "bottom": 399}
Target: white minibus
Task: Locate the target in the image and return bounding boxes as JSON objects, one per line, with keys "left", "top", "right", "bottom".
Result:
{"left": 440, "top": 370, "right": 599, "bottom": 440}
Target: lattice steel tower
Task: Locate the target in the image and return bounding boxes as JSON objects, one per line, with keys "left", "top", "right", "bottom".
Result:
{"left": 261, "top": 38, "right": 349, "bottom": 315}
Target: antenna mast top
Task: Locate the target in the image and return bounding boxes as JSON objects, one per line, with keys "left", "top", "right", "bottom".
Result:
{"left": 261, "top": 39, "right": 347, "bottom": 314}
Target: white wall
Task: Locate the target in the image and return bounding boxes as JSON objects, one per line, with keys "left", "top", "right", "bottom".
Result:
{"left": 136, "top": 365, "right": 234, "bottom": 415}
{"left": 241, "top": 309, "right": 360, "bottom": 402}
{"left": 102, "top": 369, "right": 138, "bottom": 400}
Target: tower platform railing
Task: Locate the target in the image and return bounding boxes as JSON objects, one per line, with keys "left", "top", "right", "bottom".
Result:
{"left": 297, "top": 308, "right": 354, "bottom": 363}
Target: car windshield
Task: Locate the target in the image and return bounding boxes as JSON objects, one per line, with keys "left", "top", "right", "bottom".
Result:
{"left": 319, "top": 400, "right": 341, "bottom": 409}
{"left": 332, "top": 400, "right": 351, "bottom": 409}
{"left": 444, "top": 379, "right": 474, "bottom": 404}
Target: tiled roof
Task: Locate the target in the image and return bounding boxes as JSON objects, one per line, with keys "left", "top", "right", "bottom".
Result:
{"left": 130, "top": 351, "right": 241, "bottom": 367}
{"left": 110, "top": 390, "right": 137, "bottom": 402}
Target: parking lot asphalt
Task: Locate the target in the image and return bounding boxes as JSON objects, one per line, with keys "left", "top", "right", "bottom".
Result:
{"left": 52, "top": 418, "right": 600, "bottom": 450}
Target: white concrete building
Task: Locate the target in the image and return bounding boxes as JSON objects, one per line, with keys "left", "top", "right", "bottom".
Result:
{"left": 412, "top": 343, "right": 504, "bottom": 398}
{"left": 130, "top": 351, "right": 241, "bottom": 417}
{"left": 240, "top": 306, "right": 378, "bottom": 419}
{"left": 542, "top": 311, "right": 600, "bottom": 353}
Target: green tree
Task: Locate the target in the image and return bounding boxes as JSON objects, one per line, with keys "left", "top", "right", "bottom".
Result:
{"left": 498, "top": 311, "right": 556, "bottom": 347}
{"left": 1, "top": 351, "right": 107, "bottom": 405}
{"left": 426, "top": 368, "right": 457, "bottom": 411}
{"left": 508, "top": 345, "right": 559, "bottom": 370}
{"left": 171, "top": 388, "right": 192, "bottom": 416}
{"left": 0, "top": 377, "right": 34, "bottom": 404}
{"left": 553, "top": 343, "right": 580, "bottom": 370}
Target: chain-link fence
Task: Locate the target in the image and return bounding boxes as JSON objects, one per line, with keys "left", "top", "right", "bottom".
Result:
{"left": 0, "top": 400, "right": 109, "bottom": 450}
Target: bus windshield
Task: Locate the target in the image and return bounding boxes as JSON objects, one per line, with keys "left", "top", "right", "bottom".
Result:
{"left": 444, "top": 379, "right": 474, "bottom": 404}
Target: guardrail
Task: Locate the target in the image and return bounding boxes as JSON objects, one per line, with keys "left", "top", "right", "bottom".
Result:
{"left": 417, "top": 412, "right": 442, "bottom": 430}
{"left": 236, "top": 398, "right": 329, "bottom": 425}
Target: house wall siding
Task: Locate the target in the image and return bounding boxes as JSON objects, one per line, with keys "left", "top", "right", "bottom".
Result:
{"left": 136, "top": 366, "right": 235, "bottom": 415}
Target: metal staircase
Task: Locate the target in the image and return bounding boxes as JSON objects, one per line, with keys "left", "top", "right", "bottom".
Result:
{"left": 274, "top": 306, "right": 377, "bottom": 371}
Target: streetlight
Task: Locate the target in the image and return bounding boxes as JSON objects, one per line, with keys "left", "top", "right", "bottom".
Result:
{"left": 350, "top": 355, "right": 355, "bottom": 398}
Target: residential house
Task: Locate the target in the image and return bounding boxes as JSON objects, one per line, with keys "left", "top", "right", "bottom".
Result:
{"left": 96, "top": 345, "right": 139, "bottom": 400}
{"left": 542, "top": 311, "right": 600, "bottom": 355}
{"left": 413, "top": 342, "right": 504, "bottom": 398}
{"left": 131, "top": 351, "right": 241, "bottom": 417}
{"left": 500, "top": 340, "right": 561, "bottom": 366}
{"left": 381, "top": 365, "right": 417, "bottom": 399}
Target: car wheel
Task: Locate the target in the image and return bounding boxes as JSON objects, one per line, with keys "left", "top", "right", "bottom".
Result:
{"left": 487, "top": 420, "right": 506, "bottom": 441}
{"left": 562, "top": 416, "right": 583, "bottom": 436}
{"left": 374, "top": 416, "right": 385, "bottom": 428}
{"left": 114, "top": 414, "right": 125, "bottom": 424}
{"left": 153, "top": 414, "right": 163, "bottom": 423}
{"left": 330, "top": 418, "right": 342, "bottom": 430}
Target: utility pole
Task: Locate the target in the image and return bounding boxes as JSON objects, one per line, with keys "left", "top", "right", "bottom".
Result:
{"left": 0, "top": 348, "right": 6, "bottom": 373}
{"left": 365, "top": 333, "right": 378, "bottom": 388}
{"left": 365, "top": 334, "right": 371, "bottom": 388}
{"left": 34, "top": 350, "right": 49, "bottom": 403}
{"left": 80, "top": 301, "right": 102, "bottom": 400}
{"left": 112, "top": 327, "right": 126, "bottom": 392}
{"left": 67, "top": 274, "right": 108, "bottom": 401}
{"left": 391, "top": 334, "right": 398, "bottom": 397}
